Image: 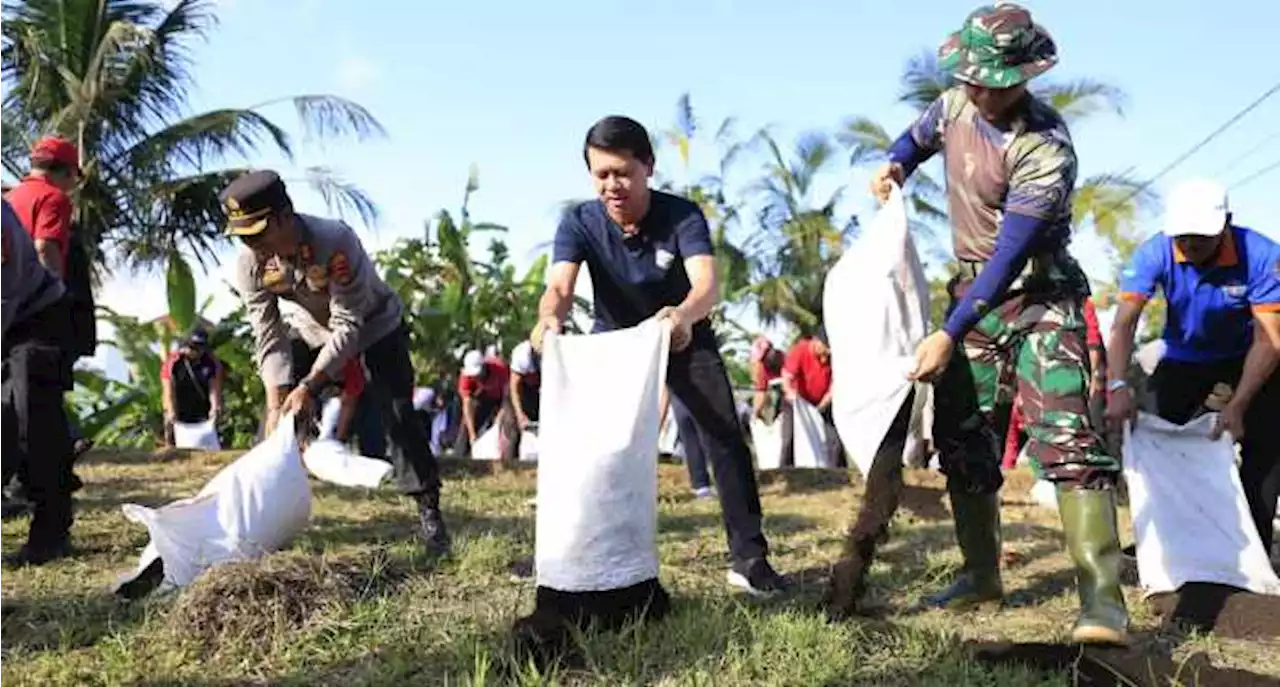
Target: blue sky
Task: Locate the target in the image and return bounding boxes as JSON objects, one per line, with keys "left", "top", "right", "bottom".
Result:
{"left": 89, "top": 0, "right": 1280, "bottom": 374}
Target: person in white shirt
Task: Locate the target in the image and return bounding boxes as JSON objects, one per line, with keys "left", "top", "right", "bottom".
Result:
{"left": 501, "top": 341, "right": 541, "bottom": 462}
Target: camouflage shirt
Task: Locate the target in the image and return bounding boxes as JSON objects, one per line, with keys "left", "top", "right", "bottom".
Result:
{"left": 907, "top": 87, "right": 1077, "bottom": 262}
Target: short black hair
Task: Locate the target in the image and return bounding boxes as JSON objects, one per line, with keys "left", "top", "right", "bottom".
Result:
{"left": 583, "top": 115, "right": 655, "bottom": 168}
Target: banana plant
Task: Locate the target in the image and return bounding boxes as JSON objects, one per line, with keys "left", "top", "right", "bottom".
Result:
{"left": 376, "top": 168, "right": 590, "bottom": 383}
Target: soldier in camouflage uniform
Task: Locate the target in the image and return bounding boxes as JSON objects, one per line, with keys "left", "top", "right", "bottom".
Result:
{"left": 868, "top": 3, "right": 1127, "bottom": 644}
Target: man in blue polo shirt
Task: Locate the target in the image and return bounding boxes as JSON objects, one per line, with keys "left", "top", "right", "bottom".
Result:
{"left": 531, "top": 115, "right": 787, "bottom": 595}
{"left": 1106, "top": 178, "right": 1280, "bottom": 554}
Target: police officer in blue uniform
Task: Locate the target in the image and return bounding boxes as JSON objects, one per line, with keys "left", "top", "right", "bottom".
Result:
{"left": 1106, "top": 178, "right": 1280, "bottom": 553}
{"left": 532, "top": 116, "right": 787, "bottom": 595}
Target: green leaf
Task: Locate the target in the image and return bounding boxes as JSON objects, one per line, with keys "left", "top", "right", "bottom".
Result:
{"left": 166, "top": 251, "right": 197, "bottom": 335}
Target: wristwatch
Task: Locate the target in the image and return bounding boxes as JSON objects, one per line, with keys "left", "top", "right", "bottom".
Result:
{"left": 1106, "top": 379, "right": 1129, "bottom": 393}
{"left": 299, "top": 377, "right": 321, "bottom": 398}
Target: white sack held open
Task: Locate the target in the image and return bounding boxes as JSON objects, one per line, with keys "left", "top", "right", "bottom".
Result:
{"left": 1123, "top": 412, "right": 1280, "bottom": 597}
{"left": 173, "top": 419, "right": 220, "bottom": 451}
{"left": 302, "top": 397, "right": 394, "bottom": 488}
{"left": 535, "top": 319, "right": 670, "bottom": 592}
{"left": 117, "top": 412, "right": 312, "bottom": 589}
{"left": 751, "top": 417, "right": 784, "bottom": 470}
{"left": 792, "top": 398, "right": 834, "bottom": 469}
{"left": 823, "top": 183, "right": 930, "bottom": 478}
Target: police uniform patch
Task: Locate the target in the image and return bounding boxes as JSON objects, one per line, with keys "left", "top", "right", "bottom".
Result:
{"left": 305, "top": 264, "right": 329, "bottom": 291}
{"left": 329, "top": 251, "right": 352, "bottom": 286}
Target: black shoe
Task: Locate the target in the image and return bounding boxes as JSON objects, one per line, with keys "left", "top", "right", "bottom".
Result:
{"left": 116, "top": 558, "right": 166, "bottom": 600}
{"left": 727, "top": 557, "right": 788, "bottom": 596}
{"left": 3, "top": 538, "right": 72, "bottom": 568}
{"left": 417, "top": 496, "right": 451, "bottom": 557}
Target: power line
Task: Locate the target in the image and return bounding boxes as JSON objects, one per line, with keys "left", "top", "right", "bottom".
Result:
{"left": 1094, "top": 80, "right": 1280, "bottom": 221}
{"left": 1228, "top": 158, "right": 1280, "bottom": 191}
{"left": 1213, "top": 128, "right": 1280, "bottom": 177}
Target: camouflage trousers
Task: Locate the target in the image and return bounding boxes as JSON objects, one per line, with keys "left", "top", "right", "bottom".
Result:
{"left": 934, "top": 265, "right": 1119, "bottom": 494}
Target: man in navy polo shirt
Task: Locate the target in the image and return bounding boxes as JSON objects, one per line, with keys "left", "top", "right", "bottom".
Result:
{"left": 1106, "top": 178, "right": 1280, "bottom": 554}
{"left": 531, "top": 115, "right": 787, "bottom": 595}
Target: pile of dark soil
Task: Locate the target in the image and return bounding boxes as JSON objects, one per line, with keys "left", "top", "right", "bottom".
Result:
{"left": 511, "top": 578, "right": 670, "bottom": 669}
{"left": 168, "top": 552, "right": 403, "bottom": 656}
{"left": 1147, "top": 582, "right": 1280, "bottom": 640}
{"left": 968, "top": 641, "right": 1280, "bottom": 686}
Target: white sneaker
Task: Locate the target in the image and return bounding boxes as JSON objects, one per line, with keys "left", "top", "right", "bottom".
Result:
{"left": 693, "top": 487, "right": 714, "bottom": 499}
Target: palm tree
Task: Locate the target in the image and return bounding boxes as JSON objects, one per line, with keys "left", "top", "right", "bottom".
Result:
{"left": 742, "top": 128, "right": 858, "bottom": 335}
{"left": 2, "top": 0, "right": 384, "bottom": 272}
{"left": 838, "top": 50, "right": 1157, "bottom": 266}
{"left": 654, "top": 93, "right": 755, "bottom": 343}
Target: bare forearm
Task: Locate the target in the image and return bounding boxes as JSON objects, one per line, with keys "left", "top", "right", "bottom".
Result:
{"left": 1088, "top": 349, "right": 1104, "bottom": 379}
{"left": 462, "top": 399, "right": 477, "bottom": 437}
{"left": 35, "top": 241, "right": 62, "bottom": 278}
{"left": 1106, "top": 310, "right": 1142, "bottom": 384}
{"left": 677, "top": 282, "right": 716, "bottom": 323}
{"left": 1233, "top": 332, "right": 1280, "bottom": 410}
{"left": 511, "top": 379, "right": 528, "bottom": 419}
{"left": 539, "top": 288, "right": 571, "bottom": 321}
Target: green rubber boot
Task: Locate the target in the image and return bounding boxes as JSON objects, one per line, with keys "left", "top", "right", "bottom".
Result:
{"left": 922, "top": 489, "right": 1004, "bottom": 610}
{"left": 1057, "top": 486, "right": 1129, "bottom": 645}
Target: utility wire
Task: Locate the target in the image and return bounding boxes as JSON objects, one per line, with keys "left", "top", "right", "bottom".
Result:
{"left": 1228, "top": 158, "right": 1280, "bottom": 191}
{"left": 1093, "top": 80, "right": 1280, "bottom": 223}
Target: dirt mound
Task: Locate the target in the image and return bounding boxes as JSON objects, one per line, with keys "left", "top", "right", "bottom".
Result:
{"left": 968, "top": 641, "right": 1280, "bottom": 686}
{"left": 1147, "top": 582, "right": 1280, "bottom": 640}
{"left": 168, "top": 551, "right": 404, "bottom": 656}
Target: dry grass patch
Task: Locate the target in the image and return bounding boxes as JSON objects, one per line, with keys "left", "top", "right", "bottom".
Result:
{"left": 2, "top": 448, "right": 1277, "bottom": 685}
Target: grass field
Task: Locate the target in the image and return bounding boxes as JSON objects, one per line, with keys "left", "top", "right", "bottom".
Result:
{"left": 3, "top": 449, "right": 1278, "bottom": 686}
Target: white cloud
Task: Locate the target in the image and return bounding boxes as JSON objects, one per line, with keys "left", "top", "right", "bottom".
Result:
{"left": 335, "top": 56, "right": 381, "bottom": 91}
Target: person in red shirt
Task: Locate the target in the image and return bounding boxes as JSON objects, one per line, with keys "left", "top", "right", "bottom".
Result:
{"left": 4, "top": 137, "right": 79, "bottom": 278}
{"left": 455, "top": 349, "right": 509, "bottom": 456}
{"left": 751, "top": 339, "right": 785, "bottom": 422}
{"left": 780, "top": 331, "right": 845, "bottom": 468}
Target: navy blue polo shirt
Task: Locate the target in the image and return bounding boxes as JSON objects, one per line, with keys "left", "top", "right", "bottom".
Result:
{"left": 1119, "top": 225, "right": 1280, "bottom": 363}
{"left": 553, "top": 190, "right": 715, "bottom": 339}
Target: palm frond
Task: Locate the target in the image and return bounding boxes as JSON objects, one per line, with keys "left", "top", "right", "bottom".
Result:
{"left": 298, "top": 166, "right": 380, "bottom": 228}
{"left": 837, "top": 116, "right": 893, "bottom": 167}
{"left": 250, "top": 94, "right": 387, "bottom": 145}
{"left": 897, "top": 50, "right": 953, "bottom": 113}
{"left": 1031, "top": 79, "right": 1127, "bottom": 124}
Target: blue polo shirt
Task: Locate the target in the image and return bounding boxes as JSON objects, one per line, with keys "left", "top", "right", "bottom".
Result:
{"left": 553, "top": 190, "right": 716, "bottom": 343}
{"left": 1119, "top": 225, "right": 1280, "bottom": 363}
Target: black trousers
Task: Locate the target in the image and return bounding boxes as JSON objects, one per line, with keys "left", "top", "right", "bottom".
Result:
{"left": 667, "top": 340, "right": 769, "bottom": 562}
{"left": 499, "top": 385, "right": 540, "bottom": 462}
{"left": 292, "top": 326, "right": 440, "bottom": 495}
{"left": 1149, "top": 357, "right": 1280, "bottom": 553}
{"left": 778, "top": 400, "right": 844, "bottom": 469}
{"left": 2, "top": 297, "right": 75, "bottom": 543}
{"left": 671, "top": 394, "right": 711, "bottom": 490}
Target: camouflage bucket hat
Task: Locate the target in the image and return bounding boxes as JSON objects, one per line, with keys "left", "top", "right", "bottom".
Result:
{"left": 938, "top": 3, "right": 1058, "bottom": 89}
